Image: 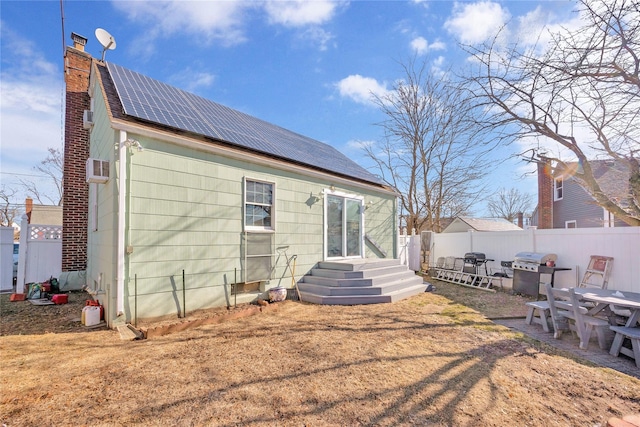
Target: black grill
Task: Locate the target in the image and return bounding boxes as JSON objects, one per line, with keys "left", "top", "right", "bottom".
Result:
{"left": 464, "top": 252, "right": 486, "bottom": 264}
{"left": 463, "top": 252, "right": 491, "bottom": 275}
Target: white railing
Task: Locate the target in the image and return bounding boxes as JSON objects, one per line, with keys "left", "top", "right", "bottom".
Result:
{"left": 398, "top": 229, "right": 421, "bottom": 272}
{"left": 29, "top": 224, "right": 62, "bottom": 240}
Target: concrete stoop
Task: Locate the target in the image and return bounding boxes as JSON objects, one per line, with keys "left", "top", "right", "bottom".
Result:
{"left": 297, "top": 259, "right": 427, "bottom": 305}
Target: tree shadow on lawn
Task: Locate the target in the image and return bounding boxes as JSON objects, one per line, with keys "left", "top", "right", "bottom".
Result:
{"left": 124, "top": 339, "right": 529, "bottom": 426}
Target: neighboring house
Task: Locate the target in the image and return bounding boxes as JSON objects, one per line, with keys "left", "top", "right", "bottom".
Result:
{"left": 441, "top": 217, "right": 522, "bottom": 233}
{"left": 533, "top": 157, "right": 632, "bottom": 229}
{"left": 25, "top": 198, "right": 63, "bottom": 227}
{"left": 63, "top": 34, "right": 412, "bottom": 326}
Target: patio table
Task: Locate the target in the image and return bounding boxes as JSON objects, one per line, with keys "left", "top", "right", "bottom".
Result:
{"left": 573, "top": 288, "right": 640, "bottom": 360}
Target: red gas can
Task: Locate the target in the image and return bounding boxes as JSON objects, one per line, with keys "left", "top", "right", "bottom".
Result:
{"left": 51, "top": 294, "right": 68, "bottom": 304}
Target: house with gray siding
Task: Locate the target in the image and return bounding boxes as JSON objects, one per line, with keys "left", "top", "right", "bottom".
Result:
{"left": 532, "top": 158, "right": 632, "bottom": 229}
{"left": 64, "top": 34, "right": 423, "bottom": 328}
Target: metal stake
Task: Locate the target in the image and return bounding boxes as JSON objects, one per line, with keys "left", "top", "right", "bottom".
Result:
{"left": 182, "top": 269, "right": 186, "bottom": 318}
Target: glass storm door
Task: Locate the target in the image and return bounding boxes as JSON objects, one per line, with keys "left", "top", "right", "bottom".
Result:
{"left": 327, "top": 195, "right": 363, "bottom": 258}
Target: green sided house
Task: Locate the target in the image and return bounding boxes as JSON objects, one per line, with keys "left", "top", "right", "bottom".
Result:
{"left": 63, "top": 34, "right": 424, "bottom": 328}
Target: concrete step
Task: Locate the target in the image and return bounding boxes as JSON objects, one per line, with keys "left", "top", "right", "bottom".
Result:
{"left": 309, "top": 263, "right": 410, "bottom": 279}
{"left": 317, "top": 258, "right": 402, "bottom": 271}
{"left": 300, "top": 282, "right": 427, "bottom": 305}
{"left": 300, "top": 269, "right": 419, "bottom": 288}
{"left": 298, "top": 275, "right": 423, "bottom": 297}
{"left": 298, "top": 259, "right": 426, "bottom": 305}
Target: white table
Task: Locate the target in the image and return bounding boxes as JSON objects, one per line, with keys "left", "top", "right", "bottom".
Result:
{"left": 574, "top": 288, "right": 640, "bottom": 361}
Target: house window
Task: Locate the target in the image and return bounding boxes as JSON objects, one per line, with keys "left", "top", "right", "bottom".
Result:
{"left": 565, "top": 220, "right": 576, "bottom": 229}
{"left": 554, "top": 177, "right": 563, "bottom": 201}
{"left": 244, "top": 179, "right": 274, "bottom": 231}
{"left": 603, "top": 208, "right": 615, "bottom": 227}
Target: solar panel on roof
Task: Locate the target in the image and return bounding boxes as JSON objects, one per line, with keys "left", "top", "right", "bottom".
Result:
{"left": 106, "top": 62, "right": 383, "bottom": 185}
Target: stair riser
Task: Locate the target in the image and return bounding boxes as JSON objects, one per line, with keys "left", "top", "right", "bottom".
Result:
{"left": 302, "top": 272, "right": 419, "bottom": 288}
{"left": 318, "top": 259, "right": 401, "bottom": 271}
{"left": 298, "top": 278, "right": 422, "bottom": 296}
{"left": 310, "top": 265, "right": 411, "bottom": 279}
{"left": 300, "top": 284, "right": 427, "bottom": 305}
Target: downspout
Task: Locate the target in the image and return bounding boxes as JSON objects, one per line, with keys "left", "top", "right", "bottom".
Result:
{"left": 393, "top": 197, "right": 398, "bottom": 259}
{"left": 117, "top": 130, "right": 127, "bottom": 315}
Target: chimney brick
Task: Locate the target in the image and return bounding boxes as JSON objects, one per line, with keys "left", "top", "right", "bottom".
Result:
{"left": 62, "top": 39, "right": 92, "bottom": 272}
{"left": 537, "top": 158, "right": 553, "bottom": 229}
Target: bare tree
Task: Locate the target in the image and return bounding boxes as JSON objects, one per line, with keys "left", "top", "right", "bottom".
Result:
{"left": 463, "top": 0, "right": 640, "bottom": 226}
{"left": 486, "top": 188, "right": 533, "bottom": 223}
{"left": 19, "top": 147, "right": 64, "bottom": 206}
{"left": 363, "top": 58, "right": 495, "bottom": 233}
{"left": 0, "top": 186, "right": 21, "bottom": 227}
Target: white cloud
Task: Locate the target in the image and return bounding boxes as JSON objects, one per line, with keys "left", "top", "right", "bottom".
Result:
{"left": 300, "top": 27, "right": 335, "bottom": 51}
{"left": 410, "top": 37, "right": 446, "bottom": 55}
{"left": 411, "top": 0, "right": 429, "bottom": 7}
{"left": 335, "top": 75, "right": 390, "bottom": 106}
{"left": 0, "top": 25, "right": 63, "bottom": 175}
{"left": 516, "top": 6, "right": 584, "bottom": 52}
{"left": 112, "top": 0, "right": 343, "bottom": 54}
{"left": 444, "top": 1, "right": 511, "bottom": 44}
{"left": 112, "top": 1, "right": 253, "bottom": 46}
{"left": 264, "top": 0, "right": 342, "bottom": 27}
{"left": 347, "top": 139, "right": 374, "bottom": 150}
{"left": 410, "top": 37, "right": 428, "bottom": 55}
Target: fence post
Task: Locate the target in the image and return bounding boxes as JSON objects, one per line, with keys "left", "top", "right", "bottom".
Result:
{"left": 16, "top": 215, "right": 29, "bottom": 293}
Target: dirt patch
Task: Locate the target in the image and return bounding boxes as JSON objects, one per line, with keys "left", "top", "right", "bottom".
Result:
{"left": 0, "top": 291, "right": 106, "bottom": 336}
{"left": 1, "top": 282, "right": 638, "bottom": 426}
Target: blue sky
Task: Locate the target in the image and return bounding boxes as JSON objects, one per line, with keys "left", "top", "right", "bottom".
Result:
{"left": 1, "top": 0, "right": 580, "bottom": 214}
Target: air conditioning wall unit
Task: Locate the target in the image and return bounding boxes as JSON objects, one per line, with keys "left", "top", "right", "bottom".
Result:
{"left": 86, "top": 158, "right": 109, "bottom": 183}
{"left": 83, "top": 110, "right": 94, "bottom": 129}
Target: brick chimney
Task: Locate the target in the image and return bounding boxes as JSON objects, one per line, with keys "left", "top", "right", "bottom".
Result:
{"left": 537, "top": 156, "right": 553, "bottom": 229}
{"left": 517, "top": 212, "right": 523, "bottom": 229}
{"left": 62, "top": 32, "right": 92, "bottom": 272}
{"left": 25, "top": 198, "right": 33, "bottom": 223}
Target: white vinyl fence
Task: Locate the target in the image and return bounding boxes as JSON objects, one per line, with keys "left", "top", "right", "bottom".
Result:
{"left": 1, "top": 227, "right": 14, "bottom": 292}
{"left": 423, "top": 227, "right": 640, "bottom": 293}
{"left": 398, "top": 230, "right": 422, "bottom": 272}
{"left": 16, "top": 215, "right": 62, "bottom": 293}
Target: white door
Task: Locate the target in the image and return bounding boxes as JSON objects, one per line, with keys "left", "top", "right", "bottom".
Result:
{"left": 326, "top": 194, "right": 363, "bottom": 259}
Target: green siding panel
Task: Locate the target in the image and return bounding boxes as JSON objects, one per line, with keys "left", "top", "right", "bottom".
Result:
{"left": 88, "top": 92, "right": 397, "bottom": 322}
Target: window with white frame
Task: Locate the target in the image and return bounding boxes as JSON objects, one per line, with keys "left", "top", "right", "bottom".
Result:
{"left": 554, "top": 177, "right": 563, "bottom": 201}
{"left": 565, "top": 220, "right": 576, "bottom": 228}
{"left": 603, "top": 208, "right": 615, "bottom": 227}
{"left": 244, "top": 179, "right": 274, "bottom": 231}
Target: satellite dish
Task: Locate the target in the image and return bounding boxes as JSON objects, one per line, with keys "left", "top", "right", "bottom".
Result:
{"left": 95, "top": 28, "right": 116, "bottom": 61}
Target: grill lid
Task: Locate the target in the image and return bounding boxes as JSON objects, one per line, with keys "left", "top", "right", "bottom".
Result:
{"left": 513, "top": 252, "right": 557, "bottom": 264}
{"left": 464, "top": 252, "right": 486, "bottom": 262}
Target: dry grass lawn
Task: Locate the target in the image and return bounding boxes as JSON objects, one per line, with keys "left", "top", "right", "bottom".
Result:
{"left": 1, "top": 282, "right": 639, "bottom": 426}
